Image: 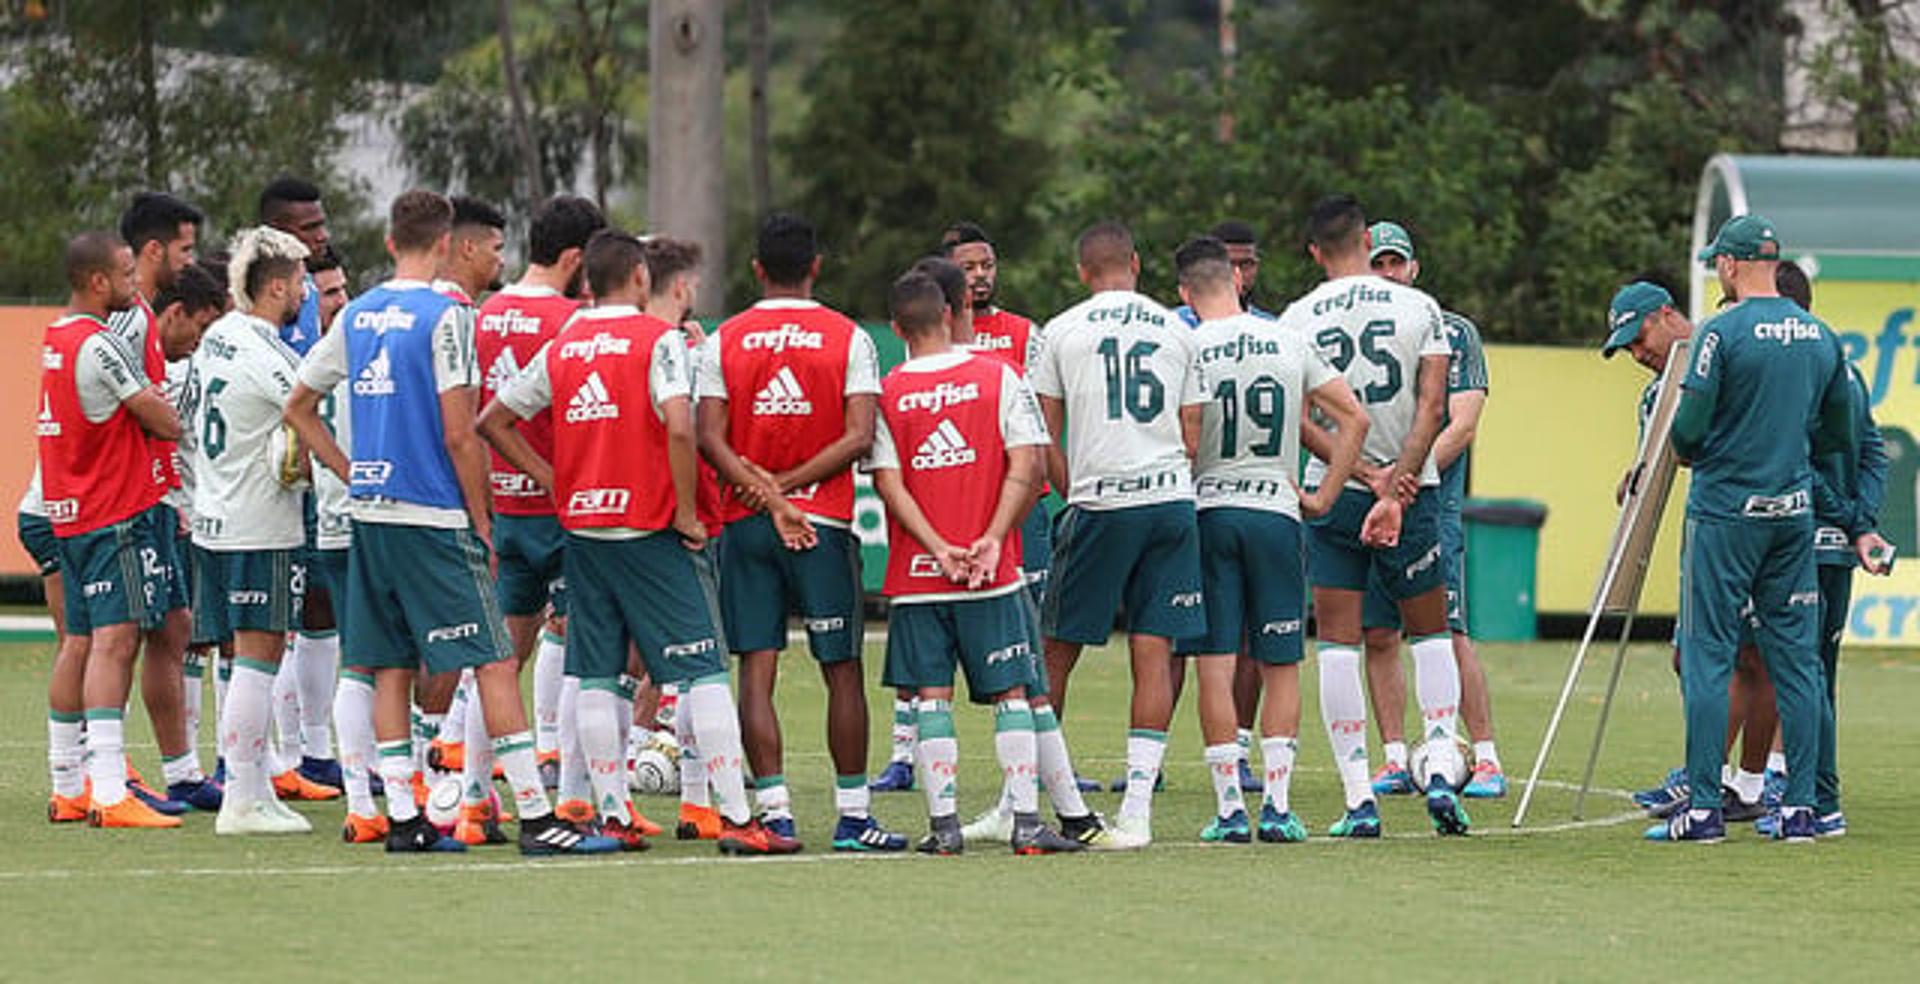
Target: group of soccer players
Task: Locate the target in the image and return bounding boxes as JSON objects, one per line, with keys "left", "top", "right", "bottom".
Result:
{"left": 33, "top": 170, "right": 1537, "bottom": 857}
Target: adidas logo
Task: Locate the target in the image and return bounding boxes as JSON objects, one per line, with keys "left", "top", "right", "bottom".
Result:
{"left": 752, "top": 367, "right": 813, "bottom": 415}
{"left": 910, "top": 419, "right": 976, "bottom": 470}
{"left": 36, "top": 394, "right": 59, "bottom": 437}
{"left": 353, "top": 346, "right": 395, "bottom": 396}
{"left": 485, "top": 348, "right": 520, "bottom": 395}
{"left": 564, "top": 371, "right": 620, "bottom": 423}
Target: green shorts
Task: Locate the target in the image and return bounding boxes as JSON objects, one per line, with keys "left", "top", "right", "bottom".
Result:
{"left": 343, "top": 520, "right": 510, "bottom": 675}
{"left": 883, "top": 590, "right": 1039, "bottom": 703}
{"left": 17, "top": 511, "right": 59, "bottom": 576}
{"left": 564, "top": 532, "right": 728, "bottom": 684}
{"left": 718, "top": 513, "right": 862, "bottom": 663}
{"left": 1306, "top": 487, "right": 1444, "bottom": 601}
{"left": 150, "top": 505, "right": 191, "bottom": 613}
{"left": 1020, "top": 500, "right": 1052, "bottom": 606}
{"left": 309, "top": 547, "right": 350, "bottom": 633}
{"left": 57, "top": 507, "right": 174, "bottom": 634}
{"left": 191, "top": 546, "right": 304, "bottom": 640}
{"left": 1362, "top": 505, "right": 1466, "bottom": 633}
{"left": 1041, "top": 500, "right": 1205, "bottom": 645}
{"left": 493, "top": 512, "right": 568, "bottom": 618}
{"left": 1178, "top": 508, "right": 1306, "bottom": 665}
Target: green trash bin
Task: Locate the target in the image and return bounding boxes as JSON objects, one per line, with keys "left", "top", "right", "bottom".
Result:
{"left": 1462, "top": 498, "right": 1548, "bottom": 641}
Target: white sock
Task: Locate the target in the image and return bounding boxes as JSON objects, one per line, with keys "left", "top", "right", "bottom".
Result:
{"left": 754, "top": 778, "right": 793, "bottom": 819}
{"left": 160, "top": 748, "right": 203, "bottom": 787}
{"left": 1119, "top": 729, "right": 1167, "bottom": 820}
{"left": 836, "top": 774, "right": 871, "bottom": 820}
{"left": 1767, "top": 751, "right": 1787, "bottom": 776}
{"left": 1262, "top": 735, "right": 1298, "bottom": 815}
{"left": 461, "top": 678, "right": 495, "bottom": 807}
{"left": 493, "top": 730, "right": 551, "bottom": 821}
{"left": 182, "top": 650, "right": 206, "bottom": 748}
{"left": 334, "top": 672, "right": 378, "bottom": 816}
{"left": 557, "top": 676, "right": 590, "bottom": 803}
{"left": 675, "top": 689, "right": 709, "bottom": 809}
{"left": 1732, "top": 768, "right": 1764, "bottom": 804}
{"left": 221, "top": 658, "right": 277, "bottom": 802}
{"left": 1473, "top": 740, "right": 1500, "bottom": 771}
{"left": 1721, "top": 762, "right": 1736, "bottom": 787}
{"left": 916, "top": 699, "right": 958, "bottom": 819}
{"left": 614, "top": 676, "right": 637, "bottom": 792}
{"left": 890, "top": 697, "right": 918, "bottom": 764}
{"left": 271, "top": 641, "right": 303, "bottom": 767}
{"left": 293, "top": 633, "right": 339, "bottom": 758}
{"left": 49, "top": 714, "right": 86, "bottom": 797}
{"left": 413, "top": 709, "right": 442, "bottom": 778}
{"left": 1204, "top": 742, "right": 1244, "bottom": 819}
{"left": 1411, "top": 633, "right": 1463, "bottom": 783}
{"left": 1318, "top": 645, "right": 1373, "bottom": 809}
{"left": 1034, "top": 706, "right": 1089, "bottom": 817}
{"left": 578, "top": 685, "right": 630, "bottom": 823}
{"left": 684, "top": 679, "right": 749, "bottom": 824}
{"left": 1383, "top": 740, "right": 1409, "bottom": 769}
{"left": 533, "top": 631, "right": 565, "bottom": 756}
{"left": 442, "top": 671, "right": 473, "bottom": 749}
{"left": 377, "top": 740, "right": 418, "bottom": 822}
{"left": 1236, "top": 727, "right": 1254, "bottom": 765}
{"left": 85, "top": 710, "right": 128, "bottom": 806}
{"left": 993, "top": 700, "right": 1039, "bottom": 816}
{"left": 212, "top": 656, "right": 232, "bottom": 740}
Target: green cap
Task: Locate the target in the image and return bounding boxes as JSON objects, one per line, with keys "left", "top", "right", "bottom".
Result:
{"left": 1368, "top": 221, "right": 1414, "bottom": 262}
{"left": 1697, "top": 214, "right": 1782, "bottom": 262}
{"left": 1603, "top": 281, "right": 1673, "bottom": 357}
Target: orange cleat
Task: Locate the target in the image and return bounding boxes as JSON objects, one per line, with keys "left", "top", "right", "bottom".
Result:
{"left": 49, "top": 792, "right": 90, "bottom": 823}
{"left": 87, "top": 796, "right": 183, "bottom": 829}
{"left": 273, "top": 769, "right": 342, "bottom": 801}
{"left": 427, "top": 739, "right": 464, "bottom": 773}
{"left": 717, "top": 817, "right": 801, "bottom": 856}
{"left": 676, "top": 803, "right": 722, "bottom": 840}
{"left": 412, "top": 772, "right": 430, "bottom": 808}
{"left": 342, "top": 812, "right": 390, "bottom": 843}
{"left": 555, "top": 798, "right": 595, "bottom": 824}
{"left": 491, "top": 762, "right": 504, "bottom": 780}
{"left": 600, "top": 816, "right": 651, "bottom": 852}
{"left": 453, "top": 802, "right": 509, "bottom": 846}
{"left": 623, "top": 800, "right": 664, "bottom": 837}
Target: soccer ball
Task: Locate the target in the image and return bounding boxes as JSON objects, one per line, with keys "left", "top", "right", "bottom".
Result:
{"left": 424, "top": 774, "right": 465, "bottom": 832}
{"left": 630, "top": 747, "right": 679, "bottom": 795}
{"left": 1408, "top": 737, "right": 1473, "bottom": 792}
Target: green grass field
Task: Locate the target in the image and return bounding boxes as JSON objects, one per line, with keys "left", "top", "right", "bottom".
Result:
{"left": 2, "top": 634, "right": 1916, "bottom": 981}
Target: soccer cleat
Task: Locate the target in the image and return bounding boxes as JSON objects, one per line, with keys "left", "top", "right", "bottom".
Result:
{"left": 621, "top": 801, "right": 664, "bottom": 837}
{"left": 1721, "top": 786, "right": 1767, "bottom": 823}
{"left": 386, "top": 814, "right": 467, "bottom": 853}
{"left": 1426, "top": 780, "right": 1473, "bottom": 836}
{"left": 452, "top": 802, "right": 510, "bottom": 846}
{"left": 1256, "top": 803, "right": 1308, "bottom": 843}
{"left": 1073, "top": 773, "right": 1103, "bottom": 793}
{"left": 1632, "top": 767, "right": 1686, "bottom": 809}
{"left": 411, "top": 772, "right": 430, "bottom": 808}
{"left": 537, "top": 751, "right": 561, "bottom": 791}
{"left": 1462, "top": 761, "right": 1508, "bottom": 799}
{"left": 868, "top": 759, "right": 915, "bottom": 792}
{"left": 298, "top": 756, "right": 344, "bottom": 790}
{"left": 1643, "top": 808, "right": 1726, "bottom": 843}
{"left": 368, "top": 772, "right": 386, "bottom": 798}
{"left": 1059, "top": 812, "right": 1146, "bottom": 850}
{"left": 1761, "top": 769, "right": 1787, "bottom": 810}
{"left": 1370, "top": 763, "right": 1416, "bottom": 796}
{"left": 215, "top": 798, "right": 312, "bottom": 835}
{"left": 167, "top": 778, "right": 224, "bottom": 812}
{"left": 211, "top": 757, "right": 227, "bottom": 787}
{"left": 1638, "top": 780, "right": 1691, "bottom": 819}
{"left": 519, "top": 814, "right": 621, "bottom": 856}
{"left": 1758, "top": 807, "right": 1817, "bottom": 843}
{"left": 426, "top": 738, "right": 464, "bottom": 774}
{"left": 555, "top": 798, "right": 595, "bottom": 824}
{"left": 1237, "top": 758, "right": 1264, "bottom": 794}
{"left": 764, "top": 814, "right": 799, "bottom": 842}
{"left": 1107, "top": 812, "right": 1153, "bottom": 848}
{"left": 273, "top": 769, "right": 341, "bottom": 801}
{"left": 960, "top": 806, "right": 1014, "bottom": 844}
{"left": 1010, "top": 814, "right": 1085, "bottom": 855}
{"left": 717, "top": 818, "right": 803, "bottom": 856}
{"left": 676, "top": 803, "right": 723, "bottom": 840}
{"left": 1107, "top": 770, "right": 1165, "bottom": 793}
{"left": 87, "top": 796, "right": 183, "bottom": 829}
{"left": 342, "top": 812, "right": 390, "bottom": 844}
{"left": 127, "top": 772, "right": 190, "bottom": 816}
{"left": 48, "top": 792, "right": 90, "bottom": 823}
{"left": 1815, "top": 811, "right": 1848, "bottom": 838}
{"left": 598, "top": 816, "right": 653, "bottom": 852}
{"left": 832, "top": 815, "right": 909, "bottom": 852}
{"left": 1326, "top": 801, "right": 1382, "bottom": 839}
{"left": 1200, "top": 809, "right": 1252, "bottom": 844}
{"left": 916, "top": 816, "right": 965, "bottom": 856}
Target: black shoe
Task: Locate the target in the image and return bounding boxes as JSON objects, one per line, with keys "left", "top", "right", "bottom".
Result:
{"left": 1057, "top": 812, "right": 1105, "bottom": 847}
{"left": 1011, "top": 813, "right": 1084, "bottom": 854}
{"left": 916, "top": 816, "right": 964, "bottom": 856}
{"left": 385, "top": 815, "right": 467, "bottom": 853}
{"left": 1721, "top": 786, "right": 1767, "bottom": 823}
{"left": 519, "top": 814, "right": 621, "bottom": 856}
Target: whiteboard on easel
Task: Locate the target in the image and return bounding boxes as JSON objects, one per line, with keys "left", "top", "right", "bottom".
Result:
{"left": 1593, "top": 339, "right": 1690, "bottom": 615}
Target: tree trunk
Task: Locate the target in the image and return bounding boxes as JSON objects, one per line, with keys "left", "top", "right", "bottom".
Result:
{"left": 648, "top": 0, "right": 726, "bottom": 317}
{"left": 1217, "top": 0, "right": 1236, "bottom": 143}
{"left": 749, "top": 0, "right": 772, "bottom": 217}
{"left": 1847, "top": 0, "right": 1891, "bottom": 155}
{"left": 497, "top": 0, "right": 546, "bottom": 201}
{"left": 138, "top": 0, "right": 161, "bottom": 185}
{"left": 572, "top": 0, "right": 615, "bottom": 208}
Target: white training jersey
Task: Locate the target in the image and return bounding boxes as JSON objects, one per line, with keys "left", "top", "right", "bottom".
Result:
{"left": 1029, "top": 289, "right": 1205, "bottom": 510}
{"left": 183, "top": 310, "right": 306, "bottom": 550}
{"left": 1191, "top": 313, "right": 1343, "bottom": 519}
{"left": 312, "top": 377, "right": 353, "bottom": 551}
{"left": 18, "top": 462, "right": 45, "bottom": 517}
{"left": 1277, "top": 276, "right": 1449, "bottom": 490}
{"left": 163, "top": 358, "right": 194, "bottom": 515}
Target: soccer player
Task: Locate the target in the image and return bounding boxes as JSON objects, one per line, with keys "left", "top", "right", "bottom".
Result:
{"left": 259, "top": 176, "right": 332, "bottom": 355}
{"left": 1172, "top": 220, "right": 1272, "bottom": 324}
{"left": 284, "top": 189, "right": 616, "bottom": 855}
{"left": 479, "top": 228, "right": 800, "bottom": 855}
{"left": 183, "top": 227, "right": 316, "bottom": 834}
{"left": 1358, "top": 221, "right": 1506, "bottom": 798}
{"left": 868, "top": 270, "right": 1082, "bottom": 855}
{"left": 694, "top": 211, "right": 907, "bottom": 852}
{"left": 1029, "top": 220, "right": 1209, "bottom": 848}
{"left": 1175, "top": 237, "right": 1369, "bottom": 843}
{"left": 1282, "top": 194, "right": 1471, "bottom": 837}
{"left": 1647, "top": 214, "right": 1853, "bottom": 844}
{"left": 40, "top": 231, "right": 183, "bottom": 828}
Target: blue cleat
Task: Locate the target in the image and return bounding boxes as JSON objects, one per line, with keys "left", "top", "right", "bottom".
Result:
{"left": 1199, "top": 809, "right": 1251, "bottom": 844}
{"left": 1370, "top": 763, "right": 1416, "bottom": 796}
{"left": 299, "top": 756, "right": 344, "bottom": 790}
{"left": 1237, "top": 758, "right": 1264, "bottom": 794}
{"left": 1426, "top": 780, "right": 1473, "bottom": 836}
{"left": 1256, "top": 803, "right": 1308, "bottom": 843}
{"left": 212, "top": 757, "right": 227, "bottom": 787}
{"left": 520, "top": 815, "right": 621, "bottom": 855}
{"left": 868, "top": 760, "right": 915, "bottom": 793}
{"left": 1637, "top": 780, "right": 1691, "bottom": 819}
{"left": 1462, "top": 761, "right": 1508, "bottom": 799}
{"left": 1755, "top": 807, "right": 1819, "bottom": 843}
{"left": 386, "top": 815, "right": 467, "bottom": 853}
{"left": 764, "top": 814, "right": 799, "bottom": 843}
{"left": 1760, "top": 769, "right": 1787, "bottom": 810}
{"left": 1632, "top": 767, "right": 1685, "bottom": 809}
{"left": 1074, "top": 773, "right": 1103, "bottom": 794}
{"left": 832, "top": 815, "right": 908, "bottom": 852}
{"left": 1643, "top": 808, "right": 1725, "bottom": 843}
{"left": 1326, "top": 800, "right": 1382, "bottom": 839}
{"left": 128, "top": 777, "right": 189, "bottom": 816}
{"left": 368, "top": 772, "right": 386, "bottom": 798}
{"left": 167, "top": 778, "right": 224, "bottom": 812}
